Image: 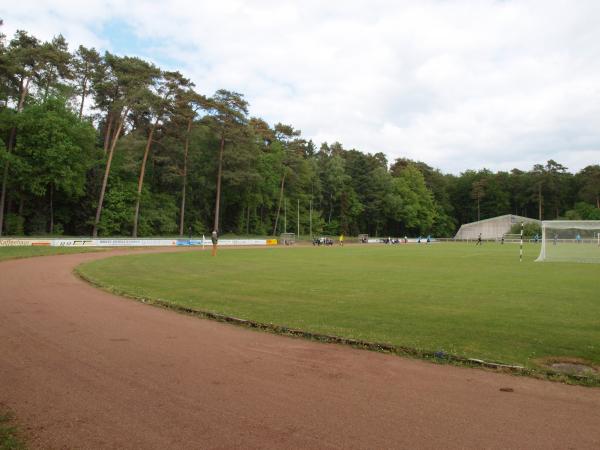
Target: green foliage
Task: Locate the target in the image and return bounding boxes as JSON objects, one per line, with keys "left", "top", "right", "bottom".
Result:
{"left": 1, "top": 28, "right": 598, "bottom": 238}
{"left": 137, "top": 192, "right": 179, "bottom": 236}
{"left": 565, "top": 202, "right": 600, "bottom": 220}
{"left": 192, "top": 219, "right": 208, "bottom": 235}
{"left": 322, "top": 218, "right": 340, "bottom": 235}
{"left": 0, "top": 410, "right": 26, "bottom": 450}
{"left": 96, "top": 178, "right": 136, "bottom": 236}
{"left": 4, "top": 213, "right": 24, "bottom": 235}
{"left": 13, "top": 97, "right": 95, "bottom": 197}
{"left": 510, "top": 222, "right": 542, "bottom": 238}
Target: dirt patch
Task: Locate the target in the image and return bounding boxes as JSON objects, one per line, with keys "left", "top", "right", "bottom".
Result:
{"left": 550, "top": 363, "right": 598, "bottom": 376}
{"left": 537, "top": 357, "right": 599, "bottom": 376}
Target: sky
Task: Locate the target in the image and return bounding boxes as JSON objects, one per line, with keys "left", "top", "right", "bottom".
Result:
{"left": 2, "top": 0, "right": 600, "bottom": 174}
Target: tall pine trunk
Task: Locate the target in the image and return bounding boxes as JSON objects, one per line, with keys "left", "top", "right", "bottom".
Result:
{"left": 179, "top": 117, "right": 192, "bottom": 236}
{"left": 132, "top": 121, "right": 157, "bottom": 237}
{"left": 213, "top": 136, "right": 225, "bottom": 232}
{"left": 92, "top": 110, "right": 128, "bottom": 237}
{"left": 79, "top": 74, "right": 88, "bottom": 120}
{"left": 272, "top": 171, "right": 286, "bottom": 236}
{"left": 246, "top": 203, "right": 250, "bottom": 235}
{"left": 0, "top": 78, "right": 30, "bottom": 236}
{"left": 49, "top": 184, "right": 54, "bottom": 234}
{"left": 103, "top": 113, "right": 114, "bottom": 155}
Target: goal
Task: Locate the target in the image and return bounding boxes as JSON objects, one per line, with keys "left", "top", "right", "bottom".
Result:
{"left": 535, "top": 220, "right": 600, "bottom": 263}
{"left": 279, "top": 232, "right": 296, "bottom": 245}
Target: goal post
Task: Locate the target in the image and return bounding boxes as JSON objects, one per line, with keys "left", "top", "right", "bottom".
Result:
{"left": 536, "top": 220, "right": 600, "bottom": 263}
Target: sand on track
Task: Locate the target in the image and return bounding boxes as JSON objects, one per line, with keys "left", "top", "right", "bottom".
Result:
{"left": 1, "top": 248, "right": 599, "bottom": 449}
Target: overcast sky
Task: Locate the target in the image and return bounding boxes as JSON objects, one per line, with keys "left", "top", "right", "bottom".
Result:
{"left": 3, "top": 0, "right": 600, "bottom": 174}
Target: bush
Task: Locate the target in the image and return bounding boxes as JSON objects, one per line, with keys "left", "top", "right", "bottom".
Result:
{"left": 510, "top": 222, "right": 541, "bottom": 238}
{"left": 4, "top": 213, "right": 24, "bottom": 235}
{"left": 565, "top": 202, "right": 600, "bottom": 220}
{"left": 192, "top": 220, "right": 208, "bottom": 235}
{"left": 137, "top": 192, "right": 178, "bottom": 236}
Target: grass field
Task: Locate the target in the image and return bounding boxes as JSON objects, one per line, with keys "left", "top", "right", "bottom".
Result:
{"left": 0, "top": 409, "right": 25, "bottom": 450}
{"left": 76, "top": 243, "right": 600, "bottom": 371}
{"left": 0, "top": 246, "right": 100, "bottom": 262}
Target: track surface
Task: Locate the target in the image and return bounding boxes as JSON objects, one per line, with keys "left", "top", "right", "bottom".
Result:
{"left": 1, "top": 249, "right": 600, "bottom": 449}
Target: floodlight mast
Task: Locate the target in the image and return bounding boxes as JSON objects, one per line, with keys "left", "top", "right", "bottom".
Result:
{"left": 284, "top": 198, "right": 287, "bottom": 233}
{"left": 309, "top": 199, "right": 313, "bottom": 239}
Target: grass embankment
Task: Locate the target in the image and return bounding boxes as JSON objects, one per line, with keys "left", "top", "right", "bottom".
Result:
{"left": 0, "top": 410, "right": 25, "bottom": 450}
{"left": 77, "top": 243, "right": 600, "bottom": 372}
{"left": 0, "top": 246, "right": 101, "bottom": 262}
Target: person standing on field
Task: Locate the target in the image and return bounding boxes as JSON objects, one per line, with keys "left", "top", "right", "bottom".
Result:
{"left": 339, "top": 233, "right": 344, "bottom": 246}
{"left": 211, "top": 230, "right": 218, "bottom": 256}
{"left": 476, "top": 233, "right": 482, "bottom": 245}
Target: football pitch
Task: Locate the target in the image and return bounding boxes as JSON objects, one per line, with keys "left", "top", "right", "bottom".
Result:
{"left": 77, "top": 243, "right": 600, "bottom": 371}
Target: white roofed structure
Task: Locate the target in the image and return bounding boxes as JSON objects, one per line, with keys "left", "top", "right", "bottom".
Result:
{"left": 454, "top": 214, "right": 540, "bottom": 240}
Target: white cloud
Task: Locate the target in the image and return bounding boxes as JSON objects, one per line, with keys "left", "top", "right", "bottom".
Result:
{"left": 2, "top": 0, "right": 600, "bottom": 173}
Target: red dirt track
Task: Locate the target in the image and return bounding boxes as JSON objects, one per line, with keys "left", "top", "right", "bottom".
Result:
{"left": 1, "top": 249, "right": 600, "bottom": 449}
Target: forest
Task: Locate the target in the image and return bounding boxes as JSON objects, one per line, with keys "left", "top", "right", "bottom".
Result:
{"left": 1, "top": 30, "right": 599, "bottom": 238}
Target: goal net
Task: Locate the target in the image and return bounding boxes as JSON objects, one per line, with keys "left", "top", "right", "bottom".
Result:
{"left": 279, "top": 232, "right": 296, "bottom": 245}
{"left": 536, "top": 220, "right": 600, "bottom": 263}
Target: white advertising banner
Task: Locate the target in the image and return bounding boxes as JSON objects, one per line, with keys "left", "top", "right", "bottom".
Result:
{"left": 0, "top": 239, "right": 51, "bottom": 247}
{"left": 175, "top": 239, "right": 266, "bottom": 246}
{"left": 93, "top": 239, "right": 177, "bottom": 247}
{"left": 219, "top": 239, "right": 267, "bottom": 246}
{"left": 51, "top": 239, "right": 95, "bottom": 247}
{"left": 1, "top": 238, "right": 267, "bottom": 247}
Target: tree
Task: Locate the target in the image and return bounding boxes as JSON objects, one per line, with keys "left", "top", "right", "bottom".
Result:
{"left": 176, "top": 90, "right": 209, "bottom": 236}
{"left": 575, "top": 165, "right": 600, "bottom": 209}
{"left": 91, "top": 53, "right": 159, "bottom": 237}
{"left": 391, "top": 158, "right": 456, "bottom": 236}
{"left": 132, "top": 70, "right": 191, "bottom": 237}
{"left": 530, "top": 160, "right": 569, "bottom": 220}
{"left": 0, "top": 31, "right": 42, "bottom": 235}
{"left": 385, "top": 165, "right": 436, "bottom": 235}
{"left": 11, "top": 98, "right": 95, "bottom": 232}
{"left": 72, "top": 45, "right": 100, "bottom": 119}
{"left": 271, "top": 123, "right": 302, "bottom": 235}
{"left": 35, "top": 35, "right": 72, "bottom": 101}
{"left": 208, "top": 89, "right": 248, "bottom": 233}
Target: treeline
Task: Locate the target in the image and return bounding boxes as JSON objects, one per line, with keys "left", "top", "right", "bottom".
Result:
{"left": 0, "top": 30, "right": 599, "bottom": 238}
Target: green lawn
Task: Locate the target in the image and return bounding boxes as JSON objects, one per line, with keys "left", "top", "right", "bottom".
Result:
{"left": 76, "top": 243, "right": 600, "bottom": 370}
{"left": 0, "top": 410, "right": 25, "bottom": 450}
{"left": 0, "top": 246, "right": 100, "bottom": 262}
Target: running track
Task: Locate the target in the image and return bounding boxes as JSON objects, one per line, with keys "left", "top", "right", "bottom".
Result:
{"left": 1, "top": 249, "right": 599, "bottom": 449}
